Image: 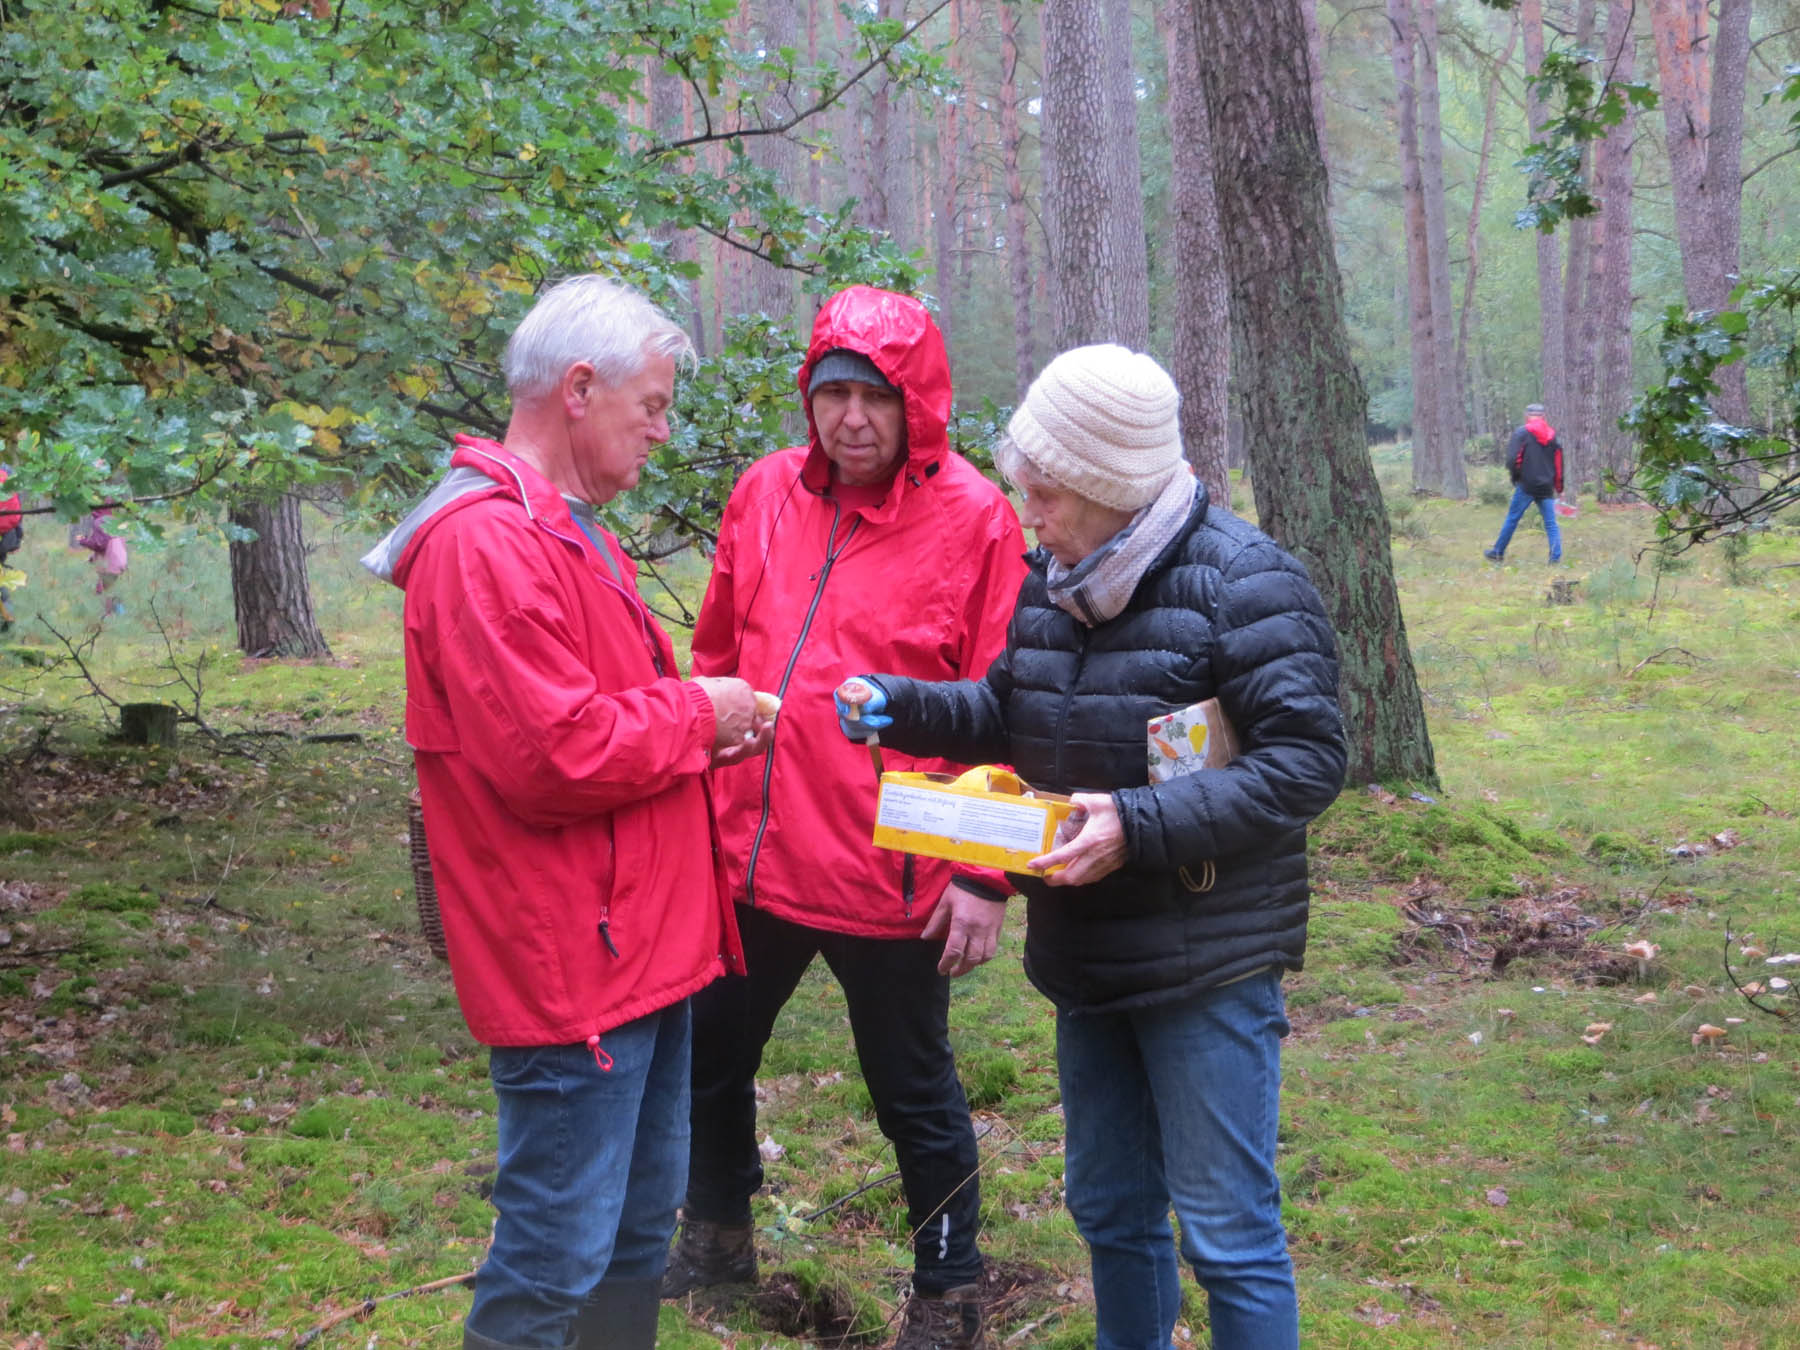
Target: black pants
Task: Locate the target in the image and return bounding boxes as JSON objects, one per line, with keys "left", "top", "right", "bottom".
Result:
{"left": 686, "top": 902, "right": 984, "bottom": 1293}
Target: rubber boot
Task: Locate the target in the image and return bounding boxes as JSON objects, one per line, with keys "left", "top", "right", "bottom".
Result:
{"left": 573, "top": 1276, "right": 662, "bottom": 1350}
{"left": 462, "top": 1324, "right": 573, "bottom": 1350}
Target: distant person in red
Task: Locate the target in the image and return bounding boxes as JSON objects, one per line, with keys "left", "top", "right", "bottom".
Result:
{"left": 0, "top": 465, "right": 21, "bottom": 631}
{"left": 1485, "top": 402, "right": 1565, "bottom": 565}
{"left": 70, "top": 509, "right": 129, "bottom": 618}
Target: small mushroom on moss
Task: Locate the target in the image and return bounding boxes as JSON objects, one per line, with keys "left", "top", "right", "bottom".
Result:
{"left": 1739, "top": 944, "right": 1767, "bottom": 959}
{"left": 1737, "top": 981, "right": 1765, "bottom": 996}
{"left": 1683, "top": 983, "right": 1709, "bottom": 998}
{"left": 1691, "top": 1023, "right": 1729, "bottom": 1047}
{"left": 1623, "top": 940, "right": 1659, "bottom": 979}
{"left": 1580, "top": 1022, "right": 1613, "bottom": 1045}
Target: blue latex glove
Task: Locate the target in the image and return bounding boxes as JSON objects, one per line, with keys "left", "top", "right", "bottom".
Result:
{"left": 833, "top": 678, "right": 891, "bottom": 741}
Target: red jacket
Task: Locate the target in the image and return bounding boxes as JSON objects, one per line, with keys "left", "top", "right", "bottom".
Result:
{"left": 691, "top": 287, "right": 1028, "bottom": 937}
{"left": 0, "top": 467, "right": 21, "bottom": 537}
{"left": 1509, "top": 415, "right": 1564, "bottom": 498}
{"left": 370, "top": 436, "right": 742, "bottom": 1046}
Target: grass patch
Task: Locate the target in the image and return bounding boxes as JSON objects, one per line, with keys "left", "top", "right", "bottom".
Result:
{"left": 2, "top": 498, "right": 1799, "bottom": 1345}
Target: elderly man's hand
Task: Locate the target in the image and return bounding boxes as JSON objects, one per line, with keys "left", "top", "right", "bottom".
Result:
{"left": 920, "top": 879, "right": 1006, "bottom": 977}
{"left": 693, "top": 676, "right": 758, "bottom": 753}
{"left": 1028, "top": 792, "right": 1127, "bottom": 887}
{"left": 709, "top": 716, "right": 774, "bottom": 768}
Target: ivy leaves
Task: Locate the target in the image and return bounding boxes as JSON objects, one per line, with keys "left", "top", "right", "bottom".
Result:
{"left": 1623, "top": 275, "right": 1800, "bottom": 546}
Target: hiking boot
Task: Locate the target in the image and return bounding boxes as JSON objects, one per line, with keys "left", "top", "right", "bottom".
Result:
{"left": 1483, "top": 547, "right": 1502, "bottom": 562}
{"left": 893, "top": 1283, "right": 985, "bottom": 1349}
{"left": 660, "top": 1216, "right": 756, "bottom": 1298}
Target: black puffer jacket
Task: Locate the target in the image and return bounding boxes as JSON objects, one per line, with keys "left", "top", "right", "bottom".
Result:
{"left": 874, "top": 485, "right": 1347, "bottom": 1014}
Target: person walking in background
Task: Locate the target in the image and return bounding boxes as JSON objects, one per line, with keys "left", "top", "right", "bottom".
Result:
{"left": 1485, "top": 402, "right": 1565, "bottom": 565}
{"left": 70, "top": 509, "right": 129, "bottom": 619}
{"left": 0, "top": 464, "right": 22, "bottom": 632}
{"left": 672, "top": 286, "right": 1026, "bottom": 1348}
{"left": 363, "top": 275, "right": 772, "bottom": 1350}
{"left": 834, "top": 344, "right": 1347, "bottom": 1350}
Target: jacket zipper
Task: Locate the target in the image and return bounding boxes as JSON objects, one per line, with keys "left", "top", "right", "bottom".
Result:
{"left": 744, "top": 500, "right": 861, "bottom": 907}
{"left": 1052, "top": 623, "right": 1088, "bottom": 790}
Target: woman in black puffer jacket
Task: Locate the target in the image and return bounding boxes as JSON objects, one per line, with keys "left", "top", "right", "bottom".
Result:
{"left": 836, "top": 345, "right": 1346, "bottom": 1350}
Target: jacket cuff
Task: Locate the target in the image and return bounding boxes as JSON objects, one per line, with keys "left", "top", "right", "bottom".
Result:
{"left": 949, "top": 867, "right": 1012, "bottom": 902}
{"left": 682, "top": 680, "right": 717, "bottom": 753}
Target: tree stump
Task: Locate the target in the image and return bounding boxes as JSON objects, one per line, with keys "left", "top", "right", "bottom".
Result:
{"left": 120, "top": 703, "right": 179, "bottom": 746}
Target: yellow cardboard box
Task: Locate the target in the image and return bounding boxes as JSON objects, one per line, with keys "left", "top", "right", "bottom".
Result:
{"left": 871, "top": 767, "right": 1079, "bottom": 873}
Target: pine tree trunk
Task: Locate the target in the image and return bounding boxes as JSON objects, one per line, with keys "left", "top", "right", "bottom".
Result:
{"left": 1104, "top": 0, "right": 1151, "bottom": 350}
{"left": 1159, "top": 0, "right": 1230, "bottom": 507}
{"left": 1301, "top": 0, "right": 1329, "bottom": 166}
{"left": 1414, "top": 0, "right": 1467, "bottom": 494}
{"left": 933, "top": 9, "right": 961, "bottom": 350}
{"left": 650, "top": 62, "right": 705, "bottom": 356}
{"left": 229, "top": 493, "right": 330, "bottom": 660}
{"left": 1595, "top": 0, "right": 1638, "bottom": 501}
{"left": 1521, "top": 0, "right": 1566, "bottom": 421}
{"left": 1652, "top": 0, "right": 1750, "bottom": 428}
{"left": 1387, "top": 0, "right": 1444, "bottom": 495}
{"left": 999, "top": 0, "right": 1036, "bottom": 399}
{"left": 745, "top": 0, "right": 800, "bottom": 329}
{"left": 866, "top": 5, "right": 896, "bottom": 235}
{"left": 1559, "top": 0, "right": 1598, "bottom": 501}
{"left": 1042, "top": 0, "right": 1117, "bottom": 347}
{"left": 1455, "top": 13, "right": 1518, "bottom": 443}
{"left": 837, "top": 0, "right": 877, "bottom": 232}
{"left": 886, "top": 0, "right": 920, "bottom": 258}
{"left": 1190, "top": 0, "right": 1437, "bottom": 788}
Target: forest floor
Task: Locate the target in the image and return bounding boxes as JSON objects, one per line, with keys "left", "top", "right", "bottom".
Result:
{"left": 3, "top": 451, "right": 1799, "bottom": 1348}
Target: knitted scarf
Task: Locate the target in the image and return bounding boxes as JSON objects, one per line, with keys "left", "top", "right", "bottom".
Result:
{"left": 1044, "top": 470, "right": 1197, "bottom": 626}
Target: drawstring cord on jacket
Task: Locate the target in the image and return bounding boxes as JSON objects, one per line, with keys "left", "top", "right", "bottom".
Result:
{"left": 586, "top": 1035, "right": 613, "bottom": 1072}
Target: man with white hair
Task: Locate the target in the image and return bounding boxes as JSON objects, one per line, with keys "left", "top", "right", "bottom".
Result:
{"left": 364, "top": 274, "right": 771, "bottom": 1349}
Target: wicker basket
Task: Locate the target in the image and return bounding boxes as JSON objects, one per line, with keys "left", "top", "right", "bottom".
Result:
{"left": 408, "top": 788, "right": 449, "bottom": 961}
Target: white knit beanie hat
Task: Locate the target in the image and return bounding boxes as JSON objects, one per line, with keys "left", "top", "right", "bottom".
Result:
{"left": 1005, "top": 344, "right": 1183, "bottom": 511}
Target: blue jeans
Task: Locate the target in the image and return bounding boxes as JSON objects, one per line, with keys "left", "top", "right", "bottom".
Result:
{"left": 1057, "top": 971, "right": 1297, "bottom": 1350}
{"left": 1491, "top": 486, "right": 1561, "bottom": 562}
{"left": 465, "top": 1003, "right": 691, "bottom": 1348}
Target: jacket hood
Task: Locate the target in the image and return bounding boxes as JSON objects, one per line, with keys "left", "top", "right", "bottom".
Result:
{"left": 360, "top": 435, "right": 584, "bottom": 588}
{"left": 796, "top": 287, "right": 952, "bottom": 509}
{"left": 1525, "top": 414, "right": 1556, "bottom": 444}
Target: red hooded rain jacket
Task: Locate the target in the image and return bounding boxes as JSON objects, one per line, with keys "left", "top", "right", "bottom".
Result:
{"left": 368, "top": 437, "right": 742, "bottom": 1046}
{"left": 691, "top": 286, "right": 1028, "bottom": 937}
